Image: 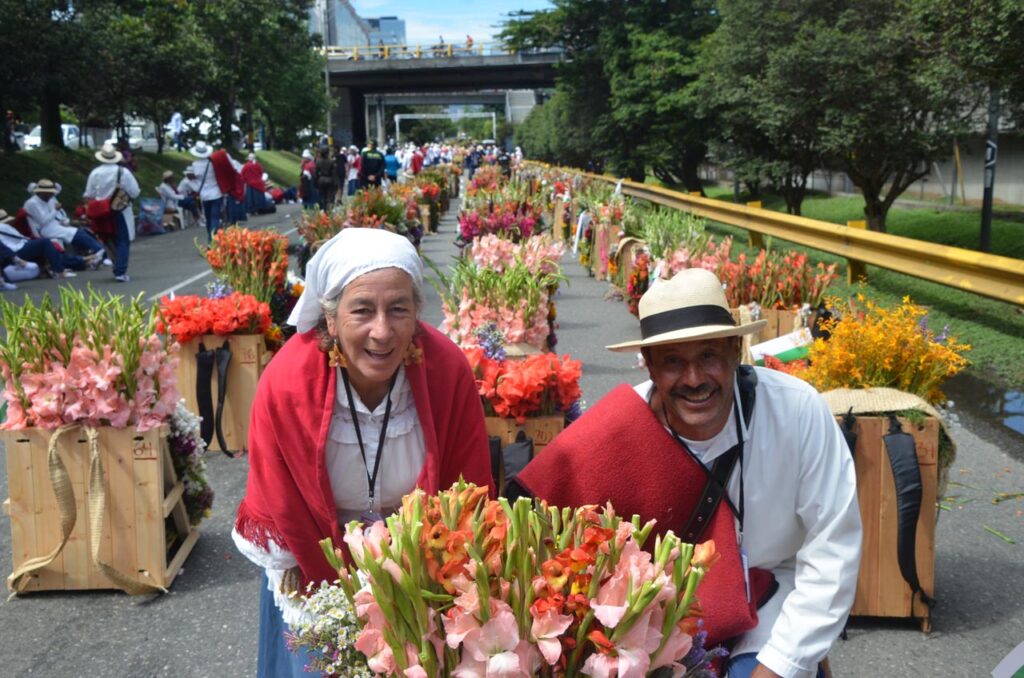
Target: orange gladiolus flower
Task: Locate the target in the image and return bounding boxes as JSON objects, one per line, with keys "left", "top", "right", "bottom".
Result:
{"left": 692, "top": 540, "right": 721, "bottom": 570}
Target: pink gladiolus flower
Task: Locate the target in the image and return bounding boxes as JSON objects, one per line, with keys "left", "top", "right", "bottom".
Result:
{"left": 462, "top": 604, "right": 523, "bottom": 676}
{"left": 530, "top": 606, "right": 573, "bottom": 665}
{"left": 591, "top": 571, "right": 629, "bottom": 628}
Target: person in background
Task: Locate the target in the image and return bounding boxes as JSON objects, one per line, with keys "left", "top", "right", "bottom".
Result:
{"left": 314, "top": 147, "right": 338, "bottom": 210}
{"left": 232, "top": 228, "right": 493, "bottom": 677}
{"left": 384, "top": 146, "right": 399, "bottom": 184}
{"left": 241, "top": 153, "right": 268, "bottom": 215}
{"left": 345, "top": 145, "right": 361, "bottom": 197}
{"left": 23, "top": 179, "right": 106, "bottom": 270}
{"left": 409, "top": 144, "right": 424, "bottom": 176}
{"left": 156, "top": 170, "right": 183, "bottom": 210}
{"left": 177, "top": 168, "right": 202, "bottom": 227}
{"left": 0, "top": 208, "right": 64, "bottom": 284}
{"left": 84, "top": 142, "right": 140, "bottom": 282}
{"left": 299, "top": 149, "right": 318, "bottom": 208}
{"left": 117, "top": 137, "right": 136, "bottom": 173}
{"left": 359, "top": 139, "right": 385, "bottom": 188}
{"left": 169, "top": 111, "right": 184, "bottom": 151}
{"left": 188, "top": 141, "right": 225, "bottom": 242}
{"left": 333, "top": 144, "right": 346, "bottom": 203}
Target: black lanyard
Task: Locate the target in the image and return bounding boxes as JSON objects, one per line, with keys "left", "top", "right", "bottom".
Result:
{"left": 663, "top": 396, "right": 746, "bottom": 539}
{"left": 340, "top": 368, "right": 398, "bottom": 515}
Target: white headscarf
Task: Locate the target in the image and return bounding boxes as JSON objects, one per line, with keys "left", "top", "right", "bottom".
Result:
{"left": 288, "top": 228, "right": 423, "bottom": 333}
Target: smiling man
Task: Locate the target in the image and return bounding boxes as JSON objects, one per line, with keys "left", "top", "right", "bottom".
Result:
{"left": 512, "top": 268, "right": 862, "bottom": 678}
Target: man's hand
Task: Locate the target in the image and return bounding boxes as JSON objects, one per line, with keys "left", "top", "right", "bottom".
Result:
{"left": 750, "top": 664, "right": 782, "bottom": 678}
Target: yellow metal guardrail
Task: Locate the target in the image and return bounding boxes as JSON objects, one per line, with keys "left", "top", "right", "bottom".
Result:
{"left": 322, "top": 42, "right": 511, "bottom": 61}
{"left": 565, "top": 169, "right": 1024, "bottom": 307}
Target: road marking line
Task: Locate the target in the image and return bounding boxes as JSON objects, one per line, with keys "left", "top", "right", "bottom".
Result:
{"left": 145, "top": 225, "right": 299, "bottom": 302}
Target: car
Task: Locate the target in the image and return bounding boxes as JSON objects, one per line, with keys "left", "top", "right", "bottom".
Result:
{"left": 106, "top": 126, "right": 159, "bottom": 153}
{"left": 22, "top": 124, "right": 95, "bottom": 149}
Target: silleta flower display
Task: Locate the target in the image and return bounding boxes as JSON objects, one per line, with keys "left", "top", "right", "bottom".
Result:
{"left": 294, "top": 480, "right": 726, "bottom": 677}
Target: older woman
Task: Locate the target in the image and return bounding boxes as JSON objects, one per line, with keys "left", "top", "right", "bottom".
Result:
{"left": 233, "top": 228, "right": 493, "bottom": 677}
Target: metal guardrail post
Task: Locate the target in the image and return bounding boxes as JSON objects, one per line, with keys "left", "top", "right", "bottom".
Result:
{"left": 746, "top": 201, "right": 764, "bottom": 248}
{"left": 353, "top": 46, "right": 359, "bottom": 61}
{"left": 846, "top": 220, "right": 868, "bottom": 283}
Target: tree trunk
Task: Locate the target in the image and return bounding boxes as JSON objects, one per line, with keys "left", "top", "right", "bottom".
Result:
{"left": 40, "top": 80, "right": 64, "bottom": 148}
{"left": 264, "top": 112, "right": 276, "bottom": 151}
{"left": 680, "top": 143, "right": 705, "bottom": 195}
{"left": 219, "top": 99, "right": 234, "bottom": 150}
{"left": 862, "top": 197, "right": 888, "bottom": 233}
{"left": 1, "top": 95, "right": 14, "bottom": 152}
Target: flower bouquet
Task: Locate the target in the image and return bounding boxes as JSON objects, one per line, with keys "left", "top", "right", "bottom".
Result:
{"left": 458, "top": 202, "right": 541, "bottom": 243}
{"left": 463, "top": 346, "right": 582, "bottom": 424}
{"left": 467, "top": 165, "right": 503, "bottom": 196}
{"left": 296, "top": 207, "right": 347, "bottom": 244}
{"left": 0, "top": 287, "right": 179, "bottom": 432}
{"left": 157, "top": 291, "right": 272, "bottom": 345}
{"left": 796, "top": 294, "right": 970, "bottom": 406}
{"left": 201, "top": 226, "right": 289, "bottom": 304}
{"left": 433, "top": 257, "right": 563, "bottom": 351}
{"left": 297, "top": 480, "right": 725, "bottom": 677}
{"left": 345, "top": 187, "right": 423, "bottom": 247}
{"left": 470, "top": 234, "right": 565, "bottom": 277}
{"left": 167, "top": 400, "right": 215, "bottom": 526}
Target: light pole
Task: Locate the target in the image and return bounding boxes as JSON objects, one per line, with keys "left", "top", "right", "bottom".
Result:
{"left": 323, "top": 0, "right": 332, "bottom": 145}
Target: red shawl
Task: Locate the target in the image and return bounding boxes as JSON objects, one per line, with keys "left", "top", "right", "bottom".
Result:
{"left": 234, "top": 322, "right": 494, "bottom": 588}
{"left": 210, "top": 149, "right": 245, "bottom": 201}
{"left": 515, "top": 384, "right": 766, "bottom": 648}
{"left": 240, "top": 161, "right": 266, "bottom": 191}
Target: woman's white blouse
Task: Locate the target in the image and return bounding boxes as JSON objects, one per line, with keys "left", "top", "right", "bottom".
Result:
{"left": 327, "top": 364, "right": 425, "bottom": 525}
{"left": 231, "top": 364, "right": 425, "bottom": 623}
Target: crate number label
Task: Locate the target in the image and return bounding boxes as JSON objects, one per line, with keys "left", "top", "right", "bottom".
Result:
{"left": 133, "top": 440, "right": 157, "bottom": 460}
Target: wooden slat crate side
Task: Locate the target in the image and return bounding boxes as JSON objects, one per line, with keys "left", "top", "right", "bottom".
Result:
{"left": 175, "top": 334, "right": 267, "bottom": 454}
{"left": 848, "top": 416, "right": 937, "bottom": 622}
{"left": 104, "top": 427, "right": 139, "bottom": 592}
{"left": 131, "top": 428, "right": 167, "bottom": 589}
{"left": 29, "top": 428, "right": 65, "bottom": 591}
{"left": 3, "top": 432, "right": 40, "bottom": 590}
{"left": 484, "top": 416, "right": 565, "bottom": 456}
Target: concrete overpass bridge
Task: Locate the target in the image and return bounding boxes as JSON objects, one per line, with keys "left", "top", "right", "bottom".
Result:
{"left": 321, "top": 43, "right": 562, "bottom": 145}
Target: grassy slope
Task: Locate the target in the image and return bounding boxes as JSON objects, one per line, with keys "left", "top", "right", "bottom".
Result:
{"left": 696, "top": 185, "right": 1024, "bottom": 385}
{"left": 0, "top": 148, "right": 302, "bottom": 213}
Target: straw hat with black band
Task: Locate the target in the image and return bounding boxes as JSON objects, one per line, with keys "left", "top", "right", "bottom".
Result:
{"left": 607, "top": 267, "right": 766, "bottom": 351}
{"left": 95, "top": 142, "right": 123, "bottom": 165}
{"left": 32, "top": 178, "right": 60, "bottom": 195}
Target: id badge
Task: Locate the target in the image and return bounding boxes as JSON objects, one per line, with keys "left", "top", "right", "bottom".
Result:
{"left": 361, "top": 508, "right": 383, "bottom": 526}
{"left": 741, "top": 548, "right": 751, "bottom": 603}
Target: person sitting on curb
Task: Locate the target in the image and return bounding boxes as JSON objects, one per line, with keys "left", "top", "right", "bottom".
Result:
{"left": 0, "top": 208, "right": 75, "bottom": 280}
{"left": 23, "top": 179, "right": 107, "bottom": 269}
{"left": 511, "top": 268, "right": 862, "bottom": 678}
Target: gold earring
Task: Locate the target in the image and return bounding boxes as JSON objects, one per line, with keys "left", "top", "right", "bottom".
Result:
{"left": 328, "top": 339, "right": 348, "bottom": 368}
{"left": 403, "top": 342, "right": 423, "bottom": 366}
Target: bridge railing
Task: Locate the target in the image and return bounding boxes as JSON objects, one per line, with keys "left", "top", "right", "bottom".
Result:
{"left": 322, "top": 42, "right": 515, "bottom": 61}
{"left": 527, "top": 163, "right": 1024, "bottom": 306}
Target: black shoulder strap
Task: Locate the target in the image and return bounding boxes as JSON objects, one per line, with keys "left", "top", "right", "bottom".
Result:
{"left": 883, "top": 414, "right": 936, "bottom": 609}
{"left": 680, "top": 366, "right": 757, "bottom": 543}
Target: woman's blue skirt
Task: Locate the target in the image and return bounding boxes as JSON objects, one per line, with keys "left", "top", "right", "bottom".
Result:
{"left": 256, "top": 572, "right": 319, "bottom": 677}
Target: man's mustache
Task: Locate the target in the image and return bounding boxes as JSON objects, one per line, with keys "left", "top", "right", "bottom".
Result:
{"left": 669, "top": 384, "right": 716, "bottom": 400}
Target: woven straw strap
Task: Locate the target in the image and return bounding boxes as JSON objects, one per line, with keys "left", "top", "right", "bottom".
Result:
{"left": 7, "top": 425, "right": 167, "bottom": 597}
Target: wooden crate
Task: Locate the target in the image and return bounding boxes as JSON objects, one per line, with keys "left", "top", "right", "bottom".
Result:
{"left": 3, "top": 425, "right": 198, "bottom": 594}
{"left": 731, "top": 307, "right": 802, "bottom": 342}
{"left": 846, "top": 415, "right": 938, "bottom": 631}
{"left": 485, "top": 415, "right": 565, "bottom": 456}
{"left": 175, "top": 333, "right": 270, "bottom": 454}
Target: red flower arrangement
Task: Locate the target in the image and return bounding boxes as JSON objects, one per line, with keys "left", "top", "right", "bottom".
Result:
{"left": 203, "top": 226, "right": 288, "bottom": 304}
{"left": 157, "top": 292, "right": 271, "bottom": 344}
{"left": 462, "top": 348, "right": 582, "bottom": 423}
{"left": 626, "top": 251, "right": 651, "bottom": 317}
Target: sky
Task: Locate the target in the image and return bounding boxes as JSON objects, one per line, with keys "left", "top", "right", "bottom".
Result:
{"left": 349, "top": 0, "right": 554, "bottom": 45}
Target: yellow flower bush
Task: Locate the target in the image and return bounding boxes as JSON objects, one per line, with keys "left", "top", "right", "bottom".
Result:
{"left": 798, "top": 295, "right": 971, "bottom": 405}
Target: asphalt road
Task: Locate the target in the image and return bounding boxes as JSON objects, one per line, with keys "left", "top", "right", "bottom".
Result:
{"left": 0, "top": 202, "right": 1021, "bottom": 676}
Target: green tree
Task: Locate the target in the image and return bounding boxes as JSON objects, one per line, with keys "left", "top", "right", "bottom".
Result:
{"left": 503, "top": 2, "right": 718, "bottom": 185}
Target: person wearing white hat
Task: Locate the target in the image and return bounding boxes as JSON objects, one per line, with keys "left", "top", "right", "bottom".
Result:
{"left": 513, "top": 268, "right": 861, "bottom": 678}
{"left": 23, "top": 178, "right": 106, "bottom": 270}
{"left": 84, "top": 141, "right": 140, "bottom": 281}
{"left": 0, "top": 208, "right": 73, "bottom": 280}
{"left": 232, "top": 228, "right": 493, "bottom": 677}
{"left": 189, "top": 141, "right": 227, "bottom": 239}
